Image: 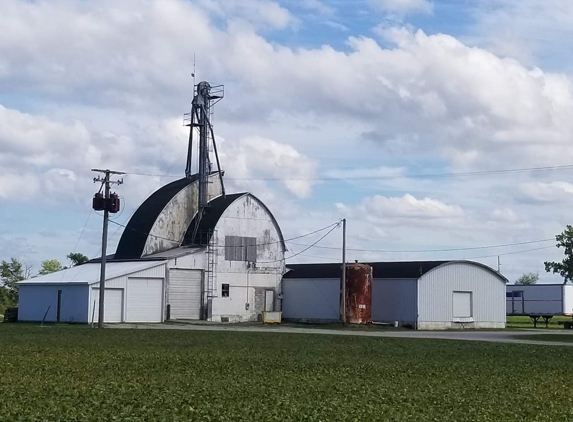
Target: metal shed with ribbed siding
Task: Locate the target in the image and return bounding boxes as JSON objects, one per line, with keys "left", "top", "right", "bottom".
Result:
{"left": 282, "top": 260, "right": 507, "bottom": 330}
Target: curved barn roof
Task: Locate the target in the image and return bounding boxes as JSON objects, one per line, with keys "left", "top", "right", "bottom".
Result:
{"left": 183, "top": 192, "right": 286, "bottom": 252}
{"left": 421, "top": 260, "right": 508, "bottom": 283}
{"left": 114, "top": 176, "right": 197, "bottom": 259}
{"left": 283, "top": 260, "right": 505, "bottom": 281}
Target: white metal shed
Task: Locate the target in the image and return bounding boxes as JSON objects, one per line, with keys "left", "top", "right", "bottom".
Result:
{"left": 17, "top": 260, "right": 167, "bottom": 324}
{"left": 282, "top": 260, "right": 507, "bottom": 330}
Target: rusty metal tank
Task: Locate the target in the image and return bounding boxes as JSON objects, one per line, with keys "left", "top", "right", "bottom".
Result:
{"left": 345, "top": 263, "right": 372, "bottom": 324}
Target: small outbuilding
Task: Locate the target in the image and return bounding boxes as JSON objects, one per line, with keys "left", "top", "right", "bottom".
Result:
{"left": 18, "top": 260, "right": 168, "bottom": 324}
{"left": 282, "top": 260, "right": 507, "bottom": 330}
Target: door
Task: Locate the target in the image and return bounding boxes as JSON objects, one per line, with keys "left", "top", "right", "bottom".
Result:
{"left": 452, "top": 291, "right": 472, "bottom": 318}
{"left": 126, "top": 278, "right": 163, "bottom": 323}
{"left": 169, "top": 269, "right": 202, "bottom": 319}
{"left": 91, "top": 288, "right": 123, "bottom": 323}
{"left": 265, "top": 290, "right": 274, "bottom": 312}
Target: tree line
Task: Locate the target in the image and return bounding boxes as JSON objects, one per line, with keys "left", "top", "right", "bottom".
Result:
{"left": 0, "top": 252, "right": 88, "bottom": 313}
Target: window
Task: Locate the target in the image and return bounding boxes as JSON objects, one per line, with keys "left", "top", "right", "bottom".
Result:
{"left": 225, "top": 236, "right": 257, "bottom": 262}
{"left": 222, "top": 284, "right": 230, "bottom": 298}
{"left": 453, "top": 291, "right": 472, "bottom": 318}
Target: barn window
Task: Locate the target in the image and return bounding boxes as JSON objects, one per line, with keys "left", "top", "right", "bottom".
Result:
{"left": 224, "top": 236, "right": 257, "bottom": 262}
{"left": 222, "top": 284, "right": 230, "bottom": 298}
{"left": 453, "top": 291, "right": 473, "bottom": 318}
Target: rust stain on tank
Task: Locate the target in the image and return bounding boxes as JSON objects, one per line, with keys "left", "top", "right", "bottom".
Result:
{"left": 345, "top": 263, "right": 372, "bottom": 324}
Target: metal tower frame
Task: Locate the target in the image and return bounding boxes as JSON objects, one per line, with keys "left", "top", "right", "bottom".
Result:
{"left": 184, "top": 81, "right": 226, "bottom": 244}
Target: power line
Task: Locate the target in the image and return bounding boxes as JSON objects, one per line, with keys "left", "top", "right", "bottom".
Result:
{"left": 465, "top": 246, "right": 555, "bottom": 260}
{"left": 260, "top": 223, "right": 340, "bottom": 264}
{"left": 108, "top": 220, "right": 340, "bottom": 249}
{"left": 288, "top": 237, "right": 555, "bottom": 253}
{"left": 123, "top": 163, "right": 573, "bottom": 182}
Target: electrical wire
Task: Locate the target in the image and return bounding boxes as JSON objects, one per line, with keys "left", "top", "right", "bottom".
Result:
{"left": 108, "top": 220, "right": 341, "bottom": 249}
{"left": 122, "top": 163, "right": 573, "bottom": 182}
{"left": 259, "top": 223, "right": 340, "bottom": 264}
{"left": 464, "top": 246, "right": 556, "bottom": 260}
{"left": 287, "top": 237, "right": 555, "bottom": 253}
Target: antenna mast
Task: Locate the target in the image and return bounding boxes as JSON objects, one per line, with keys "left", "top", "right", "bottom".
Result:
{"left": 184, "top": 80, "right": 225, "bottom": 243}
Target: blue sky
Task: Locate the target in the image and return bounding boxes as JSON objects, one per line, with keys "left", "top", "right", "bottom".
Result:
{"left": 2, "top": 0, "right": 573, "bottom": 282}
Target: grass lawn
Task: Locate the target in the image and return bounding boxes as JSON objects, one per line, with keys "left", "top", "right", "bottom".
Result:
{"left": 514, "top": 334, "right": 573, "bottom": 343}
{"left": 507, "top": 315, "right": 572, "bottom": 329}
{"left": 3, "top": 325, "right": 573, "bottom": 421}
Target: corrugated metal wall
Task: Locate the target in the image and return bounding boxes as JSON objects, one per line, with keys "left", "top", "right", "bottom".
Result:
{"left": 506, "top": 284, "right": 565, "bottom": 315}
{"left": 18, "top": 284, "right": 89, "bottom": 323}
{"left": 371, "top": 279, "right": 417, "bottom": 325}
{"left": 418, "top": 263, "right": 506, "bottom": 329}
{"left": 282, "top": 278, "right": 339, "bottom": 321}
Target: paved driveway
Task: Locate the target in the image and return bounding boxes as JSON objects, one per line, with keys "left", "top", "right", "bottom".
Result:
{"left": 109, "top": 323, "right": 573, "bottom": 347}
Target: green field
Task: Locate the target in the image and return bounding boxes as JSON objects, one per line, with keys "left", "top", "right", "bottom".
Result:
{"left": 2, "top": 325, "right": 573, "bottom": 421}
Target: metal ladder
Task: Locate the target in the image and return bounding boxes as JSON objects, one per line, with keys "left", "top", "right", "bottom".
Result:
{"left": 206, "top": 229, "right": 217, "bottom": 299}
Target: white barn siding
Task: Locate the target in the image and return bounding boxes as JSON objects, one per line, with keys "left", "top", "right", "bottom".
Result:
{"left": 18, "top": 284, "right": 89, "bottom": 323}
{"left": 417, "top": 263, "right": 506, "bottom": 330}
{"left": 89, "top": 263, "right": 166, "bottom": 323}
{"left": 209, "top": 195, "right": 284, "bottom": 322}
{"left": 371, "top": 279, "right": 417, "bottom": 326}
{"left": 142, "top": 175, "right": 222, "bottom": 256}
{"left": 282, "top": 279, "right": 339, "bottom": 322}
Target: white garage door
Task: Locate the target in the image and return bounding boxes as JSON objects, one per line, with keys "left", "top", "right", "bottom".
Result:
{"left": 126, "top": 278, "right": 164, "bottom": 323}
{"left": 169, "top": 269, "right": 202, "bottom": 319}
{"left": 91, "top": 288, "right": 123, "bottom": 323}
{"left": 453, "top": 291, "right": 473, "bottom": 318}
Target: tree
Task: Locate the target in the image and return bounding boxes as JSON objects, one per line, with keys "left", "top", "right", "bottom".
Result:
{"left": 67, "top": 252, "right": 88, "bottom": 267}
{"left": 515, "top": 272, "right": 539, "bottom": 285}
{"left": 545, "top": 225, "right": 573, "bottom": 283}
{"left": 38, "top": 259, "right": 63, "bottom": 275}
{"left": 1, "top": 258, "right": 32, "bottom": 309}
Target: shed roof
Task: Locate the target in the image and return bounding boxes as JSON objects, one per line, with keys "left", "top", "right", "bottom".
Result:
{"left": 18, "top": 260, "right": 166, "bottom": 285}
{"left": 283, "top": 261, "right": 451, "bottom": 279}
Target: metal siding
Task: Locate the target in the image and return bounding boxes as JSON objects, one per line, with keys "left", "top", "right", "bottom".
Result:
{"left": 18, "top": 284, "right": 89, "bottom": 322}
{"left": 126, "top": 278, "right": 164, "bottom": 322}
{"left": 281, "top": 278, "right": 339, "bottom": 321}
{"left": 208, "top": 194, "right": 285, "bottom": 322}
{"left": 563, "top": 284, "right": 573, "bottom": 315}
{"left": 90, "top": 288, "right": 123, "bottom": 323}
{"left": 169, "top": 269, "right": 202, "bottom": 319}
{"left": 371, "top": 279, "right": 417, "bottom": 324}
{"left": 506, "top": 284, "right": 565, "bottom": 314}
{"left": 418, "top": 262, "right": 505, "bottom": 329}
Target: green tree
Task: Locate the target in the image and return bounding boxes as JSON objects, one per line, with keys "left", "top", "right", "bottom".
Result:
{"left": 1, "top": 258, "right": 31, "bottom": 309}
{"left": 545, "top": 225, "right": 573, "bottom": 283}
{"left": 515, "top": 272, "right": 539, "bottom": 285}
{"left": 67, "top": 252, "right": 88, "bottom": 267}
{"left": 39, "top": 259, "right": 63, "bottom": 275}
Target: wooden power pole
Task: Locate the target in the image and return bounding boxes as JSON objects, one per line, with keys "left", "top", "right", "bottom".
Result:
{"left": 92, "top": 169, "right": 124, "bottom": 329}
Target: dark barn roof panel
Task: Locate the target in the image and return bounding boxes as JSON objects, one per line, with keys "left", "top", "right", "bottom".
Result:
{"left": 283, "top": 261, "right": 451, "bottom": 279}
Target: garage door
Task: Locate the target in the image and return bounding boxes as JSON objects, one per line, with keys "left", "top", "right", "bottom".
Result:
{"left": 91, "top": 288, "right": 123, "bottom": 323}
{"left": 169, "top": 269, "right": 202, "bottom": 319}
{"left": 126, "top": 278, "right": 163, "bottom": 323}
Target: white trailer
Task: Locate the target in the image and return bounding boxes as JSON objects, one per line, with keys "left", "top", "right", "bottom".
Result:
{"left": 506, "top": 284, "right": 573, "bottom": 327}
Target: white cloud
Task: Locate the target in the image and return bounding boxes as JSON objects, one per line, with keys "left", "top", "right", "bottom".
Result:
{"left": 300, "top": 0, "right": 335, "bottom": 17}
{"left": 197, "top": 0, "right": 295, "bottom": 29}
{"left": 370, "top": 0, "right": 433, "bottom": 16}
{"left": 520, "top": 181, "right": 573, "bottom": 202}
{"left": 359, "top": 193, "right": 464, "bottom": 220}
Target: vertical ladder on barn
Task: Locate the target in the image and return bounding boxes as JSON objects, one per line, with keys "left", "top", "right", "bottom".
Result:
{"left": 207, "top": 229, "right": 218, "bottom": 299}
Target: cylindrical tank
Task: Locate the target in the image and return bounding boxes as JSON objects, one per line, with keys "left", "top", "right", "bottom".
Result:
{"left": 345, "top": 263, "right": 372, "bottom": 324}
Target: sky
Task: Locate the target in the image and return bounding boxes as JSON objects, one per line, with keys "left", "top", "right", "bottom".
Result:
{"left": 2, "top": 0, "right": 573, "bottom": 283}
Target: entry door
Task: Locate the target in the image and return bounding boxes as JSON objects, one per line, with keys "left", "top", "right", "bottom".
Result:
{"left": 169, "top": 269, "right": 202, "bottom": 319}
{"left": 91, "top": 288, "right": 123, "bottom": 323}
{"left": 265, "top": 290, "right": 274, "bottom": 312}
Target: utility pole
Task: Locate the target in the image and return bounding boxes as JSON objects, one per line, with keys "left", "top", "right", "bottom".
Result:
{"left": 497, "top": 256, "right": 501, "bottom": 273}
{"left": 92, "top": 169, "right": 124, "bottom": 329}
{"left": 341, "top": 218, "right": 347, "bottom": 325}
